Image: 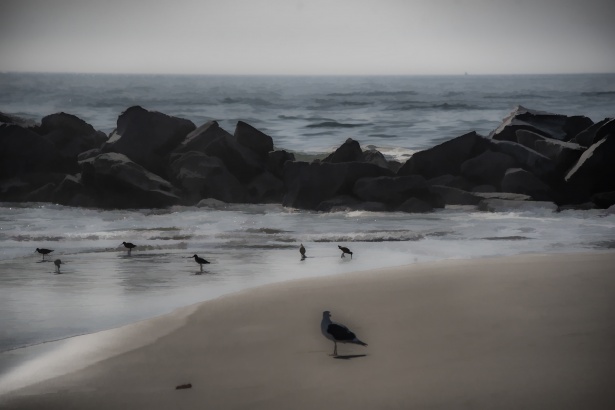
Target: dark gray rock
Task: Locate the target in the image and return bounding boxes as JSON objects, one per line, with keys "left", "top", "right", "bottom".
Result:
{"left": 591, "top": 191, "right": 615, "bottom": 209}
{"left": 323, "top": 138, "right": 363, "bottom": 163}
{"left": 460, "top": 150, "right": 516, "bottom": 187}
{"left": 594, "top": 118, "right": 615, "bottom": 143}
{"left": 0, "top": 112, "right": 38, "bottom": 128}
{"left": 234, "top": 121, "right": 274, "bottom": 159}
{"left": 353, "top": 175, "right": 429, "bottom": 204}
{"left": 267, "top": 150, "right": 295, "bottom": 178}
{"left": 169, "top": 151, "right": 246, "bottom": 204}
{"left": 490, "top": 140, "right": 556, "bottom": 179}
{"left": 565, "top": 133, "right": 615, "bottom": 200}
{"left": 491, "top": 105, "right": 593, "bottom": 142}
{"left": 515, "top": 129, "right": 547, "bottom": 150}
{"left": 500, "top": 168, "right": 554, "bottom": 201}
{"left": 246, "top": 171, "right": 284, "bottom": 203}
{"left": 398, "top": 131, "right": 490, "bottom": 179}
{"left": 175, "top": 121, "right": 265, "bottom": 182}
{"left": 52, "top": 174, "right": 85, "bottom": 205}
{"left": 478, "top": 199, "right": 557, "bottom": 212}
{"left": 39, "top": 112, "right": 107, "bottom": 162}
{"left": 80, "top": 152, "right": 180, "bottom": 208}
{"left": 571, "top": 118, "right": 612, "bottom": 147}
{"left": 102, "top": 106, "right": 195, "bottom": 177}
{"left": 429, "top": 185, "right": 482, "bottom": 205}
{"left": 396, "top": 197, "right": 434, "bottom": 213}
{"left": 77, "top": 149, "right": 102, "bottom": 161}
{"left": 428, "top": 174, "right": 473, "bottom": 191}
{"left": 471, "top": 185, "right": 497, "bottom": 193}
{"left": 362, "top": 149, "right": 390, "bottom": 170}
{"left": 0, "top": 125, "right": 66, "bottom": 178}
{"left": 282, "top": 161, "right": 392, "bottom": 210}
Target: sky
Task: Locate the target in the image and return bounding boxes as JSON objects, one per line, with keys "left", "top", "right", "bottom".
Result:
{"left": 1, "top": 0, "right": 614, "bottom": 75}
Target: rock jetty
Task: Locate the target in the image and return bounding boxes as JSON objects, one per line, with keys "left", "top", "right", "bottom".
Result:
{"left": 1, "top": 105, "right": 614, "bottom": 212}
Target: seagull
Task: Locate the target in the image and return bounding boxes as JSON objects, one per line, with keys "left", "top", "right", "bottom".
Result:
{"left": 54, "top": 259, "right": 62, "bottom": 273}
{"left": 338, "top": 245, "right": 353, "bottom": 259}
{"left": 121, "top": 242, "right": 136, "bottom": 255}
{"left": 35, "top": 248, "right": 54, "bottom": 260}
{"left": 299, "top": 243, "right": 306, "bottom": 260}
{"left": 192, "top": 254, "right": 210, "bottom": 273}
{"left": 321, "top": 310, "right": 367, "bottom": 356}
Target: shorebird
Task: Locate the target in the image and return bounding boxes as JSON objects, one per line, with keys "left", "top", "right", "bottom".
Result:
{"left": 338, "top": 245, "right": 353, "bottom": 259}
{"left": 192, "top": 254, "right": 210, "bottom": 273}
{"left": 35, "top": 248, "right": 54, "bottom": 260}
{"left": 299, "top": 243, "right": 306, "bottom": 260}
{"left": 54, "top": 259, "right": 62, "bottom": 273}
{"left": 321, "top": 311, "right": 367, "bottom": 356}
{"left": 121, "top": 242, "right": 136, "bottom": 255}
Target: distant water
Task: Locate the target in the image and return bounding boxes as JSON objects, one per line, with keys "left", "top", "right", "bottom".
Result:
{"left": 1, "top": 73, "right": 615, "bottom": 379}
{"left": 1, "top": 73, "right": 614, "bottom": 160}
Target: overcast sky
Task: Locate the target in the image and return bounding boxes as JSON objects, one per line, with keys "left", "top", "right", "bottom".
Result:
{"left": 1, "top": 0, "right": 614, "bottom": 75}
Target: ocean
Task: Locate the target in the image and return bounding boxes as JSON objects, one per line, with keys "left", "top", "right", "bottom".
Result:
{"left": 1, "top": 73, "right": 614, "bottom": 385}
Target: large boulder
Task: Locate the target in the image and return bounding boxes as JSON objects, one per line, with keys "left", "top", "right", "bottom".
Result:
{"left": 102, "top": 106, "right": 195, "bottom": 177}
{"left": 168, "top": 151, "right": 246, "bottom": 204}
{"left": 429, "top": 185, "right": 482, "bottom": 206}
{"left": 397, "top": 131, "right": 491, "bottom": 179}
{"left": 460, "top": 150, "right": 517, "bottom": 187}
{"left": 0, "top": 124, "right": 66, "bottom": 178}
{"left": 80, "top": 152, "right": 180, "bottom": 208}
{"left": 571, "top": 118, "right": 612, "bottom": 147}
{"left": 323, "top": 138, "right": 363, "bottom": 163}
{"left": 246, "top": 171, "right": 284, "bottom": 203}
{"left": 267, "top": 150, "right": 295, "bottom": 179}
{"left": 490, "top": 106, "right": 593, "bottom": 142}
{"left": 175, "top": 121, "right": 265, "bottom": 182}
{"left": 282, "top": 161, "right": 392, "bottom": 210}
{"left": 490, "top": 140, "right": 556, "bottom": 179}
{"left": 38, "top": 112, "right": 107, "bottom": 162}
{"left": 362, "top": 149, "right": 391, "bottom": 170}
{"left": 234, "top": 121, "right": 274, "bottom": 159}
{"left": 500, "top": 168, "right": 554, "bottom": 201}
{"left": 564, "top": 133, "right": 615, "bottom": 201}
{"left": 353, "top": 175, "right": 430, "bottom": 205}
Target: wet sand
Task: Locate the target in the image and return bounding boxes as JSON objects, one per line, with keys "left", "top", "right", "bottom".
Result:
{"left": 1, "top": 252, "right": 614, "bottom": 409}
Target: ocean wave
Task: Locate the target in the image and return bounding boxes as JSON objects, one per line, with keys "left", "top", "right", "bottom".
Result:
{"left": 483, "top": 93, "right": 549, "bottom": 100}
{"left": 326, "top": 90, "right": 418, "bottom": 97}
{"left": 431, "top": 103, "right": 482, "bottom": 110}
{"left": 220, "top": 97, "right": 274, "bottom": 106}
{"left": 581, "top": 91, "right": 615, "bottom": 97}
{"left": 305, "top": 121, "right": 369, "bottom": 129}
{"left": 479, "top": 236, "right": 532, "bottom": 241}
{"left": 311, "top": 230, "right": 424, "bottom": 242}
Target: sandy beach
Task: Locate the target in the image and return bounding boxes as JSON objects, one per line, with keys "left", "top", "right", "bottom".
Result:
{"left": 1, "top": 252, "right": 614, "bottom": 409}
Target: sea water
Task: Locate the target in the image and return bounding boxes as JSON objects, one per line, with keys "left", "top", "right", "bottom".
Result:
{"left": 1, "top": 73, "right": 615, "bottom": 377}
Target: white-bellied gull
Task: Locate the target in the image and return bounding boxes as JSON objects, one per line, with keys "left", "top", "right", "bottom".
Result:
{"left": 321, "top": 310, "right": 367, "bottom": 356}
{"left": 338, "top": 245, "right": 353, "bottom": 259}
{"left": 35, "top": 248, "right": 54, "bottom": 260}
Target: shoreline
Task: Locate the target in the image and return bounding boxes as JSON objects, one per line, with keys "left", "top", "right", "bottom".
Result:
{"left": 2, "top": 251, "right": 614, "bottom": 409}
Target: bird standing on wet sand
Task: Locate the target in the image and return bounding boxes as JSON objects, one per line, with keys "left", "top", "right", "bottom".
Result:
{"left": 54, "top": 259, "right": 62, "bottom": 273}
{"left": 192, "top": 254, "right": 210, "bottom": 273}
{"left": 338, "top": 245, "right": 353, "bottom": 259}
{"left": 321, "top": 310, "right": 367, "bottom": 356}
{"left": 35, "top": 248, "right": 54, "bottom": 260}
{"left": 299, "top": 243, "right": 306, "bottom": 260}
{"left": 121, "top": 242, "right": 136, "bottom": 255}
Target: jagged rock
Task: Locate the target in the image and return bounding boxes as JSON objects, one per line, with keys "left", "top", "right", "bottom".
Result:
{"left": 267, "top": 150, "right": 295, "bottom": 178}
{"left": 362, "top": 149, "right": 390, "bottom": 170}
{"left": 316, "top": 195, "right": 361, "bottom": 212}
{"left": 591, "top": 191, "right": 615, "bottom": 209}
{"left": 500, "top": 168, "right": 554, "bottom": 201}
{"left": 169, "top": 151, "right": 246, "bottom": 204}
{"left": 471, "top": 185, "right": 497, "bottom": 193}
{"left": 323, "top": 138, "right": 363, "bottom": 163}
{"left": 396, "top": 197, "right": 434, "bottom": 213}
{"left": 565, "top": 133, "right": 615, "bottom": 201}
{"left": 102, "top": 106, "right": 195, "bottom": 177}
{"left": 571, "top": 118, "right": 612, "bottom": 147}
{"left": 246, "top": 171, "right": 284, "bottom": 203}
{"left": 491, "top": 105, "right": 593, "bottom": 142}
{"left": 25, "top": 182, "right": 57, "bottom": 202}
{"left": 175, "top": 121, "right": 265, "bottom": 182}
{"left": 0, "top": 112, "right": 37, "bottom": 128}
{"left": 80, "top": 152, "right": 180, "bottom": 208}
{"left": 478, "top": 199, "right": 558, "bottom": 212}
{"left": 0, "top": 125, "right": 67, "bottom": 178}
{"left": 474, "top": 192, "right": 532, "bottom": 201}
{"left": 52, "top": 174, "right": 85, "bottom": 205}
{"left": 282, "top": 161, "right": 392, "bottom": 210}
{"left": 234, "top": 121, "right": 274, "bottom": 158}
{"left": 353, "top": 175, "right": 430, "bottom": 205}
{"left": 429, "top": 185, "right": 482, "bottom": 206}
{"left": 594, "top": 118, "right": 615, "bottom": 143}
{"left": 490, "top": 140, "right": 556, "bottom": 179}
{"left": 38, "top": 113, "right": 107, "bottom": 162}
{"left": 428, "top": 174, "right": 473, "bottom": 191}
{"left": 398, "top": 131, "right": 490, "bottom": 179}
{"left": 515, "top": 129, "right": 546, "bottom": 150}
{"left": 460, "top": 150, "right": 516, "bottom": 187}
{"left": 77, "top": 148, "right": 102, "bottom": 161}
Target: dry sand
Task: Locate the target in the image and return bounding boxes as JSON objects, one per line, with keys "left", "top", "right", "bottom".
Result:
{"left": 1, "top": 252, "right": 614, "bottom": 409}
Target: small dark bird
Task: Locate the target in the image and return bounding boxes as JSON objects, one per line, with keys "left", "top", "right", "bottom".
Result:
{"left": 321, "top": 311, "right": 367, "bottom": 356}
{"left": 338, "top": 245, "right": 353, "bottom": 259}
{"left": 121, "top": 242, "right": 136, "bottom": 255}
{"left": 192, "top": 254, "right": 210, "bottom": 273}
{"left": 35, "top": 248, "right": 54, "bottom": 260}
{"left": 299, "top": 243, "right": 306, "bottom": 260}
{"left": 54, "top": 259, "right": 62, "bottom": 273}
